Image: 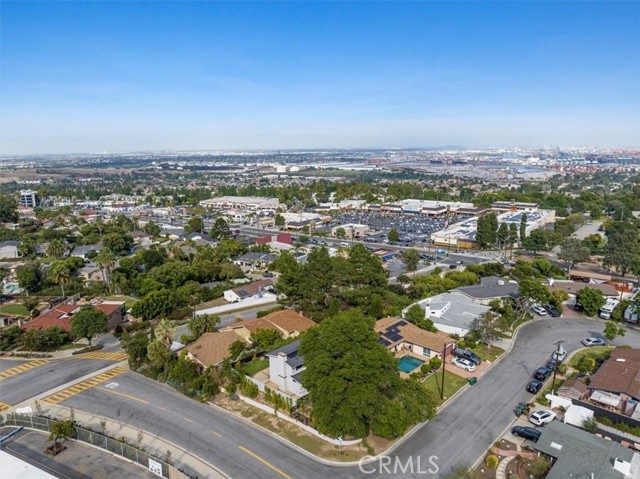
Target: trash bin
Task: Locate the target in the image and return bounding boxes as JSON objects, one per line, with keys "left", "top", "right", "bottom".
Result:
{"left": 468, "top": 377, "right": 477, "bottom": 385}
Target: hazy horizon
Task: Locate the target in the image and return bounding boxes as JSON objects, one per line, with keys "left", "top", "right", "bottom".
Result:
{"left": 2, "top": 2, "right": 639, "bottom": 155}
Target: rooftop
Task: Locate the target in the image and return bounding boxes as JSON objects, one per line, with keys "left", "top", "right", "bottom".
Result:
{"left": 589, "top": 348, "right": 640, "bottom": 400}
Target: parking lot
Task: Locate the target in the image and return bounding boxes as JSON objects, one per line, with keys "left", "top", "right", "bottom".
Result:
{"left": 325, "top": 212, "right": 469, "bottom": 245}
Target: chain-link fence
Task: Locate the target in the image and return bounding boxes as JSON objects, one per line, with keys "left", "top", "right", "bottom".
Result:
{"left": 1, "top": 413, "right": 172, "bottom": 478}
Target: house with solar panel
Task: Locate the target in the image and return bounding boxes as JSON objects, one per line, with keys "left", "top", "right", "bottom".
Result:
{"left": 223, "top": 279, "right": 274, "bottom": 303}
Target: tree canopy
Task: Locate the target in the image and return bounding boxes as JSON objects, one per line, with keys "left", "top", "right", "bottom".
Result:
{"left": 70, "top": 305, "right": 109, "bottom": 346}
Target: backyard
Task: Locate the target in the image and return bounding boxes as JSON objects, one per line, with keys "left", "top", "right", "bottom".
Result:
{"left": 0, "top": 304, "right": 29, "bottom": 316}
{"left": 240, "top": 359, "right": 269, "bottom": 377}
{"left": 568, "top": 346, "right": 612, "bottom": 369}
{"left": 104, "top": 295, "right": 138, "bottom": 310}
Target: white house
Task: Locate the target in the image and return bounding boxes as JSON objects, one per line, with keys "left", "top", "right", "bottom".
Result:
{"left": 0, "top": 241, "right": 19, "bottom": 259}
{"left": 266, "top": 340, "right": 307, "bottom": 398}
{"left": 402, "top": 291, "right": 491, "bottom": 337}
{"left": 223, "top": 279, "right": 274, "bottom": 303}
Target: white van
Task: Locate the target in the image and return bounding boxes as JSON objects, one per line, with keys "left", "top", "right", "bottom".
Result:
{"left": 599, "top": 298, "right": 620, "bottom": 320}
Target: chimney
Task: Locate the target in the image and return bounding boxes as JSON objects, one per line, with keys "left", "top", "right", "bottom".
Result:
{"left": 510, "top": 199, "right": 516, "bottom": 212}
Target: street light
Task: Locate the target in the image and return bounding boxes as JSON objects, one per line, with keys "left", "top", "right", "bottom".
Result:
{"left": 551, "top": 338, "right": 565, "bottom": 394}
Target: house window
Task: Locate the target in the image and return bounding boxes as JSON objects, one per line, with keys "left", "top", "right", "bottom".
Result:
{"left": 423, "top": 348, "right": 431, "bottom": 357}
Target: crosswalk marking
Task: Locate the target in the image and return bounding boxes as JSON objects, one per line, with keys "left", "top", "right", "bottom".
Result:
{"left": 0, "top": 402, "right": 11, "bottom": 413}
{"left": 0, "top": 360, "right": 48, "bottom": 381}
{"left": 43, "top": 367, "right": 126, "bottom": 405}
{"left": 73, "top": 351, "right": 129, "bottom": 361}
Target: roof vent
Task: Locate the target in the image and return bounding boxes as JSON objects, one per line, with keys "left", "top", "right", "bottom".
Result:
{"left": 550, "top": 442, "right": 563, "bottom": 451}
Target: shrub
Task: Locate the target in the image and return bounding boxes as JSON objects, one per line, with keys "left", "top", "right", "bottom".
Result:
{"left": 582, "top": 357, "right": 596, "bottom": 371}
{"left": 557, "top": 364, "right": 568, "bottom": 375}
{"left": 457, "top": 340, "right": 467, "bottom": 349}
{"left": 485, "top": 454, "right": 499, "bottom": 469}
{"left": 420, "top": 364, "right": 431, "bottom": 375}
{"left": 465, "top": 341, "right": 477, "bottom": 350}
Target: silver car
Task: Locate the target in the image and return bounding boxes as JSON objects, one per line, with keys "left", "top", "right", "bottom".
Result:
{"left": 451, "top": 357, "right": 477, "bottom": 372}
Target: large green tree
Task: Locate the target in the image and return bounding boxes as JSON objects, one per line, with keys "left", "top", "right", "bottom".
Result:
{"left": 131, "top": 290, "right": 177, "bottom": 321}
{"left": 300, "top": 309, "right": 435, "bottom": 439}
{"left": 70, "top": 305, "right": 109, "bottom": 346}
{"left": 401, "top": 249, "right": 420, "bottom": 276}
{"left": 523, "top": 229, "right": 550, "bottom": 254}
{"left": 558, "top": 238, "right": 591, "bottom": 268}
{"left": 187, "top": 314, "right": 219, "bottom": 341}
{"left": 0, "top": 195, "right": 18, "bottom": 223}
{"left": 518, "top": 278, "right": 550, "bottom": 305}
{"left": 575, "top": 287, "right": 606, "bottom": 317}
{"left": 16, "top": 261, "right": 43, "bottom": 294}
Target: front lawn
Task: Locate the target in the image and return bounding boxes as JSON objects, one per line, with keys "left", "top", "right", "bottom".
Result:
{"left": 240, "top": 359, "right": 269, "bottom": 377}
{"left": 568, "top": 346, "right": 612, "bottom": 369}
{"left": 473, "top": 344, "right": 505, "bottom": 363}
{"left": 423, "top": 370, "right": 468, "bottom": 406}
{"left": 0, "top": 304, "right": 29, "bottom": 316}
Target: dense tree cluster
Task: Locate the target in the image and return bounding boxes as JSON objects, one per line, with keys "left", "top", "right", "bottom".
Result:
{"left": 300, "top": 310, "right": 436, "bottom": 439}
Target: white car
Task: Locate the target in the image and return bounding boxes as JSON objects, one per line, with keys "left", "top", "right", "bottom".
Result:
{"left": 582, "top": 337, "right": 606, "bottom": 347}
{"left": 551, "top": 348, "right": 567, "bottom": 362}
{"left": 531, "top": 305, "right": 547, "bottom": 316}
{"left": 529, "top": 409, "right": 556, "bottom": 426}
{"left": 451, "top": 357, "right": 476, "bottom": 372}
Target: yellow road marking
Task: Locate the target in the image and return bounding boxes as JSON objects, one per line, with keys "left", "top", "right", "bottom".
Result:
{"left": 73, "top": 352, "right": 128, "bottom": 361}
{"left": 239, "top": 445, "right": 293, "bottom": 479}
{"left": 0, "top": 402, "right": 12, "bottom": 413}
{"left": 157, "top": 406, "right": 166, "bottom": 411}
{"left": 95, "top": 387, "right": 149, "bottom": 404}
{"left": 0, "top": 360, "right": 47, "bottom": 381}
{"left": 43, "top": 367, "right": 126, "bottom": 405}
{"left": 183, "top": 417, "right": 193, "bottom": 423}
{"left": 211, "top": 431, "right": 222, "bottom": 438}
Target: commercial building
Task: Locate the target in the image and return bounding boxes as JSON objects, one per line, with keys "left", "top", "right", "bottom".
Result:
{"left": 199, "top": 196, "right": 281, "bottom": 211}
{"left": 331, "top": 223, "right": 370, "bottom": 239}
{"left": 430, "top": 209, "right": 555, "bottom": 248}
{"left": 19, "top": 190, "right": 39, "bottom": 208}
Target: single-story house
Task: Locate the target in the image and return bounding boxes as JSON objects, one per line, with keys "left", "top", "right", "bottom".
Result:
{"left": 22, "top": 301, "right": 124, "bottom": 333}
{"left": 375, "top": 317, "right": 456, "bottom": 359}
{"left": 454, "top": 276, "right": 519, "bottom": 305}
{"left": 587, "top": 348, "right": 640, "bottom": 416}
{"left": 234, "top": 252, "right": 278, "bottom": 272}
{"left": 266, "top": 340, "right": 307, "bottom": 398}
{"left": 548, "top": 280, "right": 619, "bottom": 298}
{"left": 0, "top": 241, "right": 19, "bottom": 259}
{"left": 186, "top": 330, "right": 244, "bottom": 369}
{"left": 255, "top": 233, "right": 292, "bottom": 246}
{"left": 402, "top": 291, "right": 491, "bottom": 337}
{"left": 71, "top": 243, "right": 102, "bottom": 259}
{"left": 557, "top": 378, "right": 589, "bottom": 400}
{"left": 181, "top": 232, "right": 216, "bottom": 246}
{"left": 534, "top": 421, "right": 638, "bottom": 479}
{"left": 221, "top": 309, "right": 315, "bottom": 342}
{"left": 77, "top": 263, "right": 104, "bottom": 282}
{"left": 223, "top": 279, "right": 274, "bottom": 303}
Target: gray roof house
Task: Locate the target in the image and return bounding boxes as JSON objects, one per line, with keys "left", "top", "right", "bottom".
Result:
{"left": 534, "top": 421, "right": 639, "bottom": 479}
{"left": 70, "top": 243, "right": 102, "bottom": 259}
{"left": 234, "top": 252, "right": 278, "bottom": 271}
{"left": 0, "top": 241, "right": 20, "bottom": 259}
{"left": 402, "top": 291, "right": 491, "bottom": 337}
{"left": 454, "top": 276, "right": 519, "bottom": 305}
{"left": 266, "top": 340, "right": 307, "bottom": 398}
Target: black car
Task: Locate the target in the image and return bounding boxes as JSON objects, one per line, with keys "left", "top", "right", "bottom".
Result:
{"left": 546, "top": 358, "right": 560, "bottom": 371}
{"left": 448, "top": 264, "right": 458, "bottom": 269}
{"left": 573, "top": 301, "right": 584, "bottom": 312}
{"left": 544, "top": 304, "right": 561, "bottom": 318}
{"left": 451, "top": 347, "right": 482, "bottom": 365}
{"left": 534, "top": 367, "right": 552, "bottom": 381}
{"left": 511, "top": 426, "right": 541, "bottom": 442}
{"left": 527, "top": 380, "right": 543, "bottom": 393}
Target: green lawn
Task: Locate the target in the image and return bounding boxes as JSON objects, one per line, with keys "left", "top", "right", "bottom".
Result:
{"left": 472, "top": 344, "right": 505, "bottom": 363}
{"left": 423, "top": 370, "right": 468, "bottom": 406}
{"left": 240, "top": 359, "right": 269, "bottom": 377}
{"left": 568, "top": 346, "right": 613, "bottom": 369}
{"left": 104, "top": 295, "right": 139, "bottom": 310}
{"left": 0, "top": 304, "right": 29, "bottom": 316}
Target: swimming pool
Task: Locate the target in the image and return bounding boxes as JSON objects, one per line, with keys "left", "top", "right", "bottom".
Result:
{"left": 398, "top": 356, "right": 425, "bottom": 373}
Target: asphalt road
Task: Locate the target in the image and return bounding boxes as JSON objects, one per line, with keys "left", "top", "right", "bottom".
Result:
{"left": 0, "top": 357, "right": 117, "bottom": 407}
{"left": 51, "top": 317, "right": 640, "bottom": 479}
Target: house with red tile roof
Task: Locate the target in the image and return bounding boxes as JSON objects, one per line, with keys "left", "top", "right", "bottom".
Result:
{"left": 22, "top": 301, "right": 124, "bottom": 333}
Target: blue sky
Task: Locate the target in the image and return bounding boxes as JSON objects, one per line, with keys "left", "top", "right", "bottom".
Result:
{"left": 1, "top": 1, "right": 639, "bottom": 154}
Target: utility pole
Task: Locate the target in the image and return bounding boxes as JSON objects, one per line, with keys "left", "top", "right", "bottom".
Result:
{"left": 441, "top": 342, "right": 447, "bottom": 400}
{"left": 551, "top": 338, "right": 565, "bottom": 394}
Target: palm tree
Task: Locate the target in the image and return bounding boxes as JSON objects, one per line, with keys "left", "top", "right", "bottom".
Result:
{"left": 155, "top": 319, "right": 176, "bottom": 348}
{"left": 48, "top": 260, "right": 71, "bottom": 298}
{"left": 94, "top": 248, "right": 116, "bottom": 291}
{"left": 46, "top": 239, "right": 67, "bottom": 259}
{"left": 109, "top": 271, "right": 128, "bottom": 295}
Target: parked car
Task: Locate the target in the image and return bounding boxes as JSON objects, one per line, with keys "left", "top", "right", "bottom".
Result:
{"left": 448, "top": 264, "right": 458, "bottom": 269}
{"left": 529, "top": 410, "right": 556, "bottom": 426}
{"left": 544, "top": 304, "right": 561, "bottom": 317}
{"left": 511, "top": 426, "right": 542, "bottom": 442}
{"left": 451, "top": 357, "right": 477, "bottom": 372}
{"left": 573, "top": 301, "right": 584, "bottom": 312}
{"left": 533, "top": 367, "right": 552, "bottom": 381}
{"left": 551, "top": 348, "right": 567, "bottom": 363}
{"left": 263, "top": 271, "right": 274, "bottom": 278}
{"left": 546, "top": 357, "right": 560, "bottom": 371}
{"left": 531, "top": 305, "right": 547, "bottom": 316}
{"left": 451, "top": 347, "right": 482, "bottom": 365}
{"left": 527, "top": 380, "right": 543, "bottom": 393}
{"left": 582, "top": 337, "right": 606, "bottom": 347}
